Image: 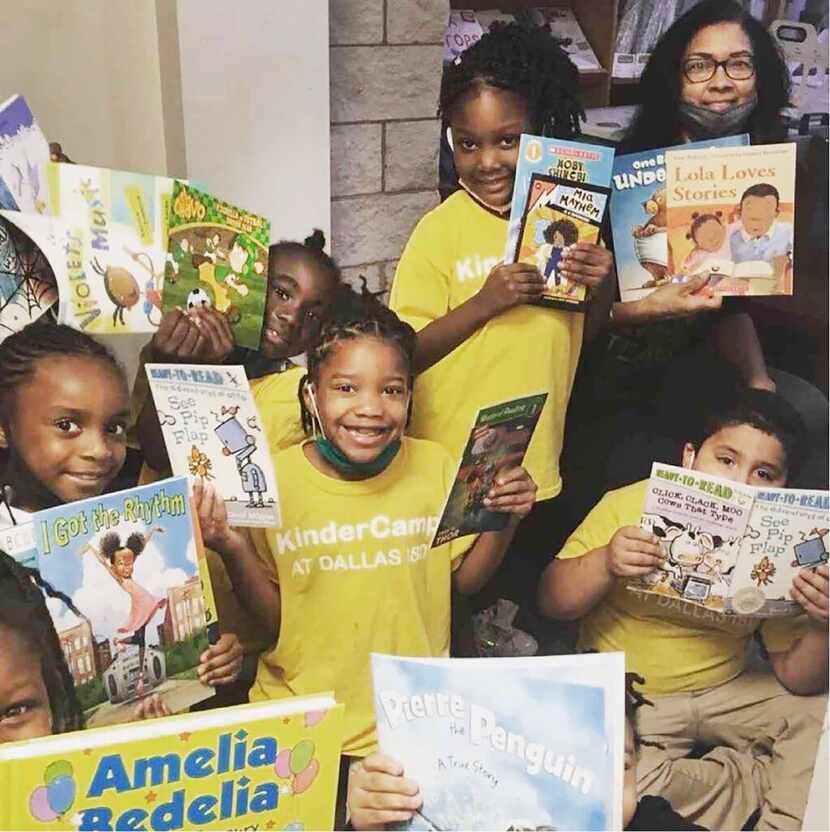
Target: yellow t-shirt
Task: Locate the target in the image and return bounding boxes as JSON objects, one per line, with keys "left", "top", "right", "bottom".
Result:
{"left": 249, "top": 437, "right": 471, "bottom": 757}
{"left": 388, "top": 190, "right": 584, "bottom": 501}
{"left": 558, "top": 479, "right": 811, "bottom": 695}
{"left": 133, "top": 362, "right": 307, "bottom": 654}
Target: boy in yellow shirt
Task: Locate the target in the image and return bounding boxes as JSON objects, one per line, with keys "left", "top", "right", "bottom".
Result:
{"left": 538, "top": 390, "right": 828, "bottom": 831}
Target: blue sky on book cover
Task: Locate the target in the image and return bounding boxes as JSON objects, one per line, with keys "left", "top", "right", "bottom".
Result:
{"left": 34, "top": 477, "right": 199, "bottom": 646}
{"left": 373, "top": 654, "right": 622, "bottom": 831}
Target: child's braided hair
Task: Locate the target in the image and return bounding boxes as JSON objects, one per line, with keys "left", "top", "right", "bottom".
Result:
{"left": 268, "top": 229, "right": 341, "bottom": 289}
{"left": 298, "top": 278, "right": 416, "bottom": 436}
{"left": 0, "top": 322, "right": 124, "bottom": 426}
{"left": 0, "top": 549, "right": 85, "bottom": 734}
{"left": 625, "top": 671, "right": 661, "bottom": 750}
{"left": 439, "top": 21, "right": 583, "bottom": 138}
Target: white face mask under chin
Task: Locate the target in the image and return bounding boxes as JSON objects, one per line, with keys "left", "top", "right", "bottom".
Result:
{"left": 458, "top": 178, "right": 513, "bottom": 215}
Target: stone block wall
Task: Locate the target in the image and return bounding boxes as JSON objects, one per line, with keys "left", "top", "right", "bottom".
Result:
{"left": 330, "top": 0, "right": 448, "bottom": 298}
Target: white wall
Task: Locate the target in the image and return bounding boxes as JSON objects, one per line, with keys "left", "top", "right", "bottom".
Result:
{"left": 1, "top": 1, "right": 171, "bottom": 175}
{"left": 176, "top": 0, "right": 331, "bottom": 245}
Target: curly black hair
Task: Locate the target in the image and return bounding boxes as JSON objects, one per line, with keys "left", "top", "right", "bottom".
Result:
{"left": 544, "top": 218, "right": 580, "bottom": 246}
{"left": 439, "top": 22, "right": 583, "bottom": 138}
{"left": 622, "top": 0, "right": 790, "bottom": 152}
{"left": 298, "top": 277, "right": 416, "bottom": 436}
{"left": 100, "top": 531, "right": 147, "bottom": 563}
{"left": 0, "top": 549, "right": 85, "bottom": 734}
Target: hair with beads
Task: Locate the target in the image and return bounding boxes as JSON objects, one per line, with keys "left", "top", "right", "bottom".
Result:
{"left": 0, "top": 322, "right": 125, "bottom": 430}
{"left": 268, "top": 229, "right": 341, "bottom": 290}
{"left": 0, "top": 549, "right": 85, "bottom": 734}
{"left": 298, "top": 278, "right": 416, "bottom": 436}
{"left": 622, "top": 0, "right": 790, "bottom": 152}
{"left": 439, "top": 21, "right": 583, "bottom": 138}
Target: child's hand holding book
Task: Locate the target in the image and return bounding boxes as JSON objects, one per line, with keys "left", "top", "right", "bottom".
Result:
{"left": 473, "top": 262, "right": 545, "bottom": 316}
{"left": 605, "top": 526, "right": 666, "bottom": 578}
{"left": 347, "top": 753, "right": 422, "bottom": 830}
{"left": 791, "top": 564, "right": 829, "bottom": 624}
{"left": 482, "top": 464, "right": 537, "bottom": 523}
{"left": 558, "top": 243, "right": 614, "bottom": 294}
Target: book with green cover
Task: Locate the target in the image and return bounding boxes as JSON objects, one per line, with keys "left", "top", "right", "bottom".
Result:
{"left": 162, "top": 182, "right": 270, "bottom": 349}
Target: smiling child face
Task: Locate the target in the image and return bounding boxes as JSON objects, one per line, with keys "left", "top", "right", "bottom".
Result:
{"left": 305, "top": 338, "right": 410, "bottom": 475}
{"left": 113, "top": 548, "right": 136, "bottom": 579}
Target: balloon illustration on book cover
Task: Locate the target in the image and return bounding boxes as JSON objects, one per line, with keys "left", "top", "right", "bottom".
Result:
{"left": 273, "top": 730, "right": 326, "bottom": 797}
{"left": 29, "top": 760, "right": 76, "bottom": 822}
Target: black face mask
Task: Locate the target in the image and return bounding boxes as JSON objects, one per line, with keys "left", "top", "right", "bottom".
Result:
{"left": 678, "top": 93, "right": 758, "bottom": 139}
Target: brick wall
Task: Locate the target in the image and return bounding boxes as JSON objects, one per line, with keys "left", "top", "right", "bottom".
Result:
{"left": 329, "top": 0, "right": 448, "bottom": 298}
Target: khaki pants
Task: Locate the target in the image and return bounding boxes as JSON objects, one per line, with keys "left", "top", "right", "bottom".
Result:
{"left": 636, "top": 671, "right": 827, "bottom": 831}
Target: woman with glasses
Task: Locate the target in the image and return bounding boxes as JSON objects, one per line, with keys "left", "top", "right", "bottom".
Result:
{"left": 558, "top": 1, "right": 804, "bottom": 527}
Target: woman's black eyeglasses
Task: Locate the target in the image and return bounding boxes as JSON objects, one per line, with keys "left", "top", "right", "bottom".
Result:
{"left": 683, "top": 55, "right": 755, "bottom": 84}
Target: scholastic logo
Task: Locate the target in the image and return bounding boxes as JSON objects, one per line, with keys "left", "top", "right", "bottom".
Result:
{"left": 275, "top": 515, "right": 439, "bottom": 555}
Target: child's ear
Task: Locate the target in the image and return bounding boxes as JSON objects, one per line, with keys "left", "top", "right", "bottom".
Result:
{"left": 681, "top": 442, "right": 696, "bottom": 469}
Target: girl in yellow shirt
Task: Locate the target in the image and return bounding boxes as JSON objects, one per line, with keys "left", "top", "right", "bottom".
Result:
{"left": 194, "top": 284, "right": 537, "bottom": 764}
{"left": 389, "top": 23, "right": 615, "bottom": 603}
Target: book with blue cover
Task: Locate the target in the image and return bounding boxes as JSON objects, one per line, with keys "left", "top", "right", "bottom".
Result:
{"left": 372, "top": 652, "right": 625, "bottom": 831}
{"left": 32, "top": 476, "right": 219, "bottom": 726}
{"left": 504, "top": 135, "right": 615, "bottom": 311}
{"left": 0, "top": 94, "right": 51, "bottom": 214}
{"left": 609, "top": 134, "right": 749, "bottom": 303}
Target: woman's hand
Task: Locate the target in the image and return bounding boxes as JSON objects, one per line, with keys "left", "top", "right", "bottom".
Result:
{"left": 483, "top": 466, "right": 537, "bottom": 521}
{"left": 791, "top": 565, "right": 829, "bottom": 625}
{"left": 474, "top": 262, "right": 545, "bottom": 317}
{"left": 348, "top": 754, "right": 422, "bottom": 830}
{"left": 640, "top": 274, "right": 723, "bottom": 320}
{"left": 198, "top": 633, "right": 243, "bottom": 687}
{"left": 559, "top": 243, "right": 614, "bottom": 294}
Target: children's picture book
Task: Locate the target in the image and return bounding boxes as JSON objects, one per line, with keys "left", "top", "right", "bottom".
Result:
{"left": 0, "top": 695, "right": 345, "bottom": 831}
{"left": 630, "top": 462, "right": 829, "bottom": 616}
{"left": 0, "top": 94, "right": 51, "bottom": 214}
{"left": 33, "top": 476, "right": 219, "bottom": 726}
{"left": 162, "top": 182, "right": 269, "bottom": 350}
{"left": 372, "top": 651, "right": 625, "bottom": 831}
{"left": 45, "top": 163, "right": 175, "bottom": 334}
{"left": 145, "top": 363, "right": 280, "bottom": 528}
{"left": 665, "top": 142, "right": 797, "bottom": 296}
{"left": 505, "top": 135, "right": 614, "bottom": 311}
{"left": 610, "top": 134, "right": 749, "bottom": 303}
{"left": 432, "top": 393, "right": 547, "bottom": 547}
{"left": 0, "top": 210, "right": 58, "bottom": 342}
